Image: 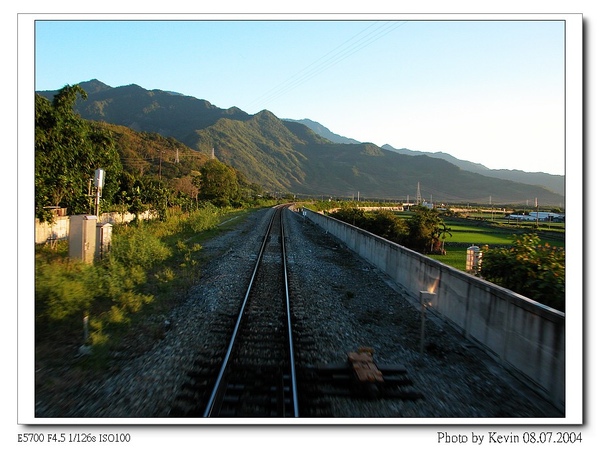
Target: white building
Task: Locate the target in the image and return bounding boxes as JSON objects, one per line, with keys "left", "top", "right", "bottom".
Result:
{"left": 507, "top": 212, "right": 564, "bottom": 222}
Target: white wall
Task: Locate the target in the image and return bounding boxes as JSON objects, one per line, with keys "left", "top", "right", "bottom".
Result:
{"left": 35, "top": 210, "right": 157, "bottom": 244}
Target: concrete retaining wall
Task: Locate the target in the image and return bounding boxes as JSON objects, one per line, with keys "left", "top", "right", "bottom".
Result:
{"left": 35, "top": 211, "right": 156, "bottom": 244}
{"left": 303, "top": 208, "right": 565, "bottom": 411}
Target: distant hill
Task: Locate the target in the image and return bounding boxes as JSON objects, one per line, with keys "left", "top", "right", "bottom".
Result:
{"left": 382, "top": 145, "right": 564, "bottom": 197}
{"left": 284, "top": 118, "right": 360, "bottom": 144}
{"left": 37, "top": 80, "right": 565, "bottom": 206}
{"left": 38, "top": 79, "right": 251, "bottom": 140}
{"left": 279, "top": 116, "right": 564, "bottom": 197}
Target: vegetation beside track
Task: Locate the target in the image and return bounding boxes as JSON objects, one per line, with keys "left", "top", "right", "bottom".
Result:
{"left": 35, "top": 203, "right": 276, "bottom": 373}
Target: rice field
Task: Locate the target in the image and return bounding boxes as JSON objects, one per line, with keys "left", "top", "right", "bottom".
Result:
{"left": 441, "top": 223, "right": 516, "bottom": 246}
{"left": 425, "top": 218, "right": 565, "bottom": 271}
{"left": 376, "top": 209, "right": 566, "bottom": 271}
{"left": 428, "top": 248, "right": 470, "bottom": 270}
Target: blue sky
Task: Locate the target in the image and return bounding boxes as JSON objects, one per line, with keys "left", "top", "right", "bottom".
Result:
{"left": 35, "top": 18, "right": 568, "bottom": 175}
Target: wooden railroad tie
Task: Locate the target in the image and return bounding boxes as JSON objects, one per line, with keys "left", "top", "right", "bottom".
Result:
{"left": 303, "top": 346, "right": 424, "bottom": 401}
{"left": 347, "top": 347, "right": 384, "bottom": 383}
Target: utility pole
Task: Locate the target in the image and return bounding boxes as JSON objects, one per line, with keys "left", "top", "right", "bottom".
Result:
{"left": 158, "top": 150, "right": 162, "bottom": 180}
{"left": 93, "top": 169, "right": 104, "bottom": 217}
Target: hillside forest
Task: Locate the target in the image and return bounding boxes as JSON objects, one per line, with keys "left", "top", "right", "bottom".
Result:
{"left": 35, "top": 85, "right": 266, "bottom": 224}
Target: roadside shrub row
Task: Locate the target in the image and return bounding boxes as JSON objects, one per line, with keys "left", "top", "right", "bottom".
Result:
{"left": 480, "top": 234, "right": 565, "bottom": 311}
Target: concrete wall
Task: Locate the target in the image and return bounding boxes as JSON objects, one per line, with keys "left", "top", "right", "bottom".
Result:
{"left": 35, "top": 216, "right": 70, "bottom": 244}
{"left": 35, "top": 210, "right": 156, "bottom": 244}
{"left": 303, "top": 208, "right": 565, "bottom": 411}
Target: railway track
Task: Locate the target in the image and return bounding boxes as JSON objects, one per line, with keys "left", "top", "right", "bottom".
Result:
{"left": 170, "top": 205, "right": 300, "bottom": 418}
{"left": 168, "top": 205, "right": 423, "bottom": 418}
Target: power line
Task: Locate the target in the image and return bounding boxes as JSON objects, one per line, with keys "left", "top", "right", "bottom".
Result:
{"left": 247, "top": 21, "right": 407, "bottom": 111}
{"left": 255, "top": 22, "right": 404, "bottom": 107}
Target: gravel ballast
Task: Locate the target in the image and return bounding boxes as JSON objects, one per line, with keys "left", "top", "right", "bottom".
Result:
{"left": 34, "top": 206, "right": 563, "bottom": 422}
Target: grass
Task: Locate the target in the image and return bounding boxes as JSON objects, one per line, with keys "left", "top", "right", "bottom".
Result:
{"left": 425, "top": 218, "right": 565, "bottom": 271}
{"left": 428, "top": 248, "right": 469, "bottom": 270}
{"left": 446, "top": 219, "right": 563, "bottom": 245}
{"left": 442, "top": 223, "right": 516, "bottom": 246}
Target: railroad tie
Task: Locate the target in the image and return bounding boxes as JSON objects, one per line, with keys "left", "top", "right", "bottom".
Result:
{"left": 347, "top": 348, "right": 384, "bottom": 383}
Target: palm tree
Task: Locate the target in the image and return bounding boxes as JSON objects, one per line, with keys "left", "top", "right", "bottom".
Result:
{"left": 438, "top": 222, "right": 453, "bottom": 254}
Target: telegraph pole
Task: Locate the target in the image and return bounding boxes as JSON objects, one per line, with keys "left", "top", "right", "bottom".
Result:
{"left": 158, "top": 150, "right": 163, "bottom": 179}
{"left": 94, "top": 169, "right": 104, "bottom": 217}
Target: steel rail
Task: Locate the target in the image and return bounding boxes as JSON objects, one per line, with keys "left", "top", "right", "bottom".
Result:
{"left": 202, "top": 208, "right": 278, "bottom": 418}
{"left": 281, "top": 207, "right": 300, "bottom": 417}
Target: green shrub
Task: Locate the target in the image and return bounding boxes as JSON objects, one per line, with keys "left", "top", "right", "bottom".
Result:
{"left": 370, "top": 209, "right": 409, "bottom": 244}
{"left": 328, "top": 207, "right": 370, "bottom": 229}
{"left": 98, "top": 259, "right": 153, "bottom": 314}
{"left": 110, "top": 225, "right": 171, "bottom": 269}
{"left": 481, "top": 233, "right": 565, "bottom": 311}
{"left": 35, "top": 257, "right": 98, "bottom": 321}
{"left": 35, "top": 203, "right": 241, "bottom": 361}
{"left": 185, "top": 202, "right": 221, "bottom": 233}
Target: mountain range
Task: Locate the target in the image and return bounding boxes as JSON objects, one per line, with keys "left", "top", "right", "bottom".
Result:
{"left": 288, "top": 119, "right": 564, "bottom": 197}
{"left": 37, "top": 79, "right": 565, "bottom": 206}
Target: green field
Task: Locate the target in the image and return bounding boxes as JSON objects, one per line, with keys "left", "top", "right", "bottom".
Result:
{"left": 442, "top": 223, "right": 516, "bottom": 246}
{"left": 428, "top": 248, "right": 471, "bottom": 270}
{"left": 420, "top": 217, "right": 565, "bottom": 271}
{"left": 391, "top": 211, "right": 564, "bottom": 244}
{"left": 331, "top": 208, "right": 565, "bottom": 272}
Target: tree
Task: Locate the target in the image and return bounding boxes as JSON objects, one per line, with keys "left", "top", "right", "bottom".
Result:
{"left": 328, "top": 207, "right": 371, "bottom": 229}
{"left": 114, "top": 174, "right": 154, "bottom": 223}
{"left": 436, "top": 221, "right": 453, "bottom": 254}
{"left": 35, "top": 85, "right": 122, "bottom": 222}
{"left": 369, "top": 209, "right": 408, "bottom": 244}
{"left": 480, "top": 233, "right": 565, "bottom": 311}
{"left": 196, "top": 159, "right": 240, "bottom": 207}
{"left": 406, "top": 206, "right": 445, "bottom": 253}
{"left": 171, "top": 175, "right": 200, "bottom": 208}
{"left": 141, "top": 178, "right": 170, "bottom": 221}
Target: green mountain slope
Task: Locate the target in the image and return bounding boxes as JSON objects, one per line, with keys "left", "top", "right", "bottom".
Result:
{"left": 281, "top": 118, "right": 565, "bottom": 196}
{"left": 97, "top": 122, "right": 211, "bottom": 179}
{"left": 38, "top": 79, "right": 250, "bottom": 141}
{"left": 284, "top": 118, "right": 360, "bottom": 144}
{"left": 188, "top": 111, "right": 314, "bottom": 192}
{"left": 193, "top": 114, "right": 562, "bottom": 204}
